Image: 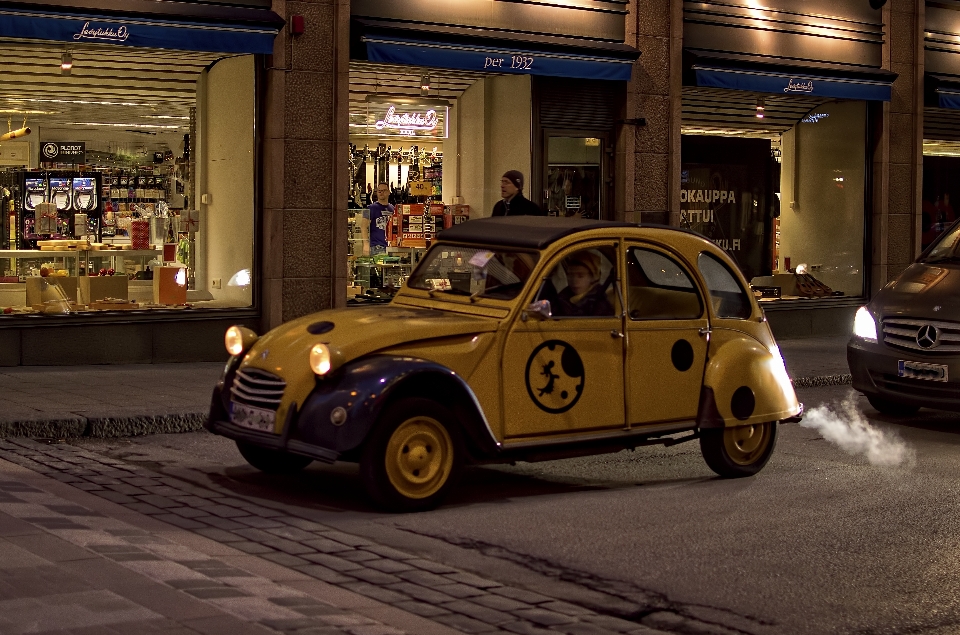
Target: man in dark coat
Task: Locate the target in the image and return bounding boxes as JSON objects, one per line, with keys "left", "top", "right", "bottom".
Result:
{"left": 492, "top": 170, "right": 545, "bottom": 217}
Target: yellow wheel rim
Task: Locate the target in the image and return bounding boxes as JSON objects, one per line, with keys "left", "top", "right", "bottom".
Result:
{"left": 384, "top": 416, "right": 454, "bottom": 500}
{"left": 723, "top": 423, "right": 772, "bottom": 466}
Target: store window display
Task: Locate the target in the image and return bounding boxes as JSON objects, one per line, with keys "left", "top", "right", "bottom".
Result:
{"left": 0, "top": 46, "right": 256, "bottom": 317}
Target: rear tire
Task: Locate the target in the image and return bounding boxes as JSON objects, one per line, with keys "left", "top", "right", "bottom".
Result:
{"left": 236, "top": 441, "right": 313, "bottom": 474}
{"left": 361, "top": 397, "right": 463, "bottom": 512}
{"left": 866, "top": 395, "right": 920, "bottom": 417}
{"left": 700, "top": 422, "right": 777, "bottom": 478}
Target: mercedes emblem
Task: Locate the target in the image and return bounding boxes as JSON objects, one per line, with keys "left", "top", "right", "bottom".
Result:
{"left": 916, "top": 324, "right": 940, "bottom": 349}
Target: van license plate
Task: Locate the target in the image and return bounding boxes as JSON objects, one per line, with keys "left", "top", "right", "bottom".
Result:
{"left": 898, "top": 360, "right": 948, "bottom": 382}
{"left": 230, "top": 402, "right": 277, "bottom": 432}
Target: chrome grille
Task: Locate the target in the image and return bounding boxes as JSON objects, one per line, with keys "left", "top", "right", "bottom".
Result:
{"left": 230, "top": 367, "right": 286, "bottom": 410}
{"left": 881, "top": 318, "right": 960, "bottom": 353}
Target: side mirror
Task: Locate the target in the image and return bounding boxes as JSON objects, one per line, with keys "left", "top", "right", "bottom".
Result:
{"left": 523, "top": 299, "right": 552, "bottom": 321}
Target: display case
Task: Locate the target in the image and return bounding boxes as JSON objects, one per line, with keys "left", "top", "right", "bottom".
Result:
{"left": 0, "top": 247, "right": 168, "bottom": 313}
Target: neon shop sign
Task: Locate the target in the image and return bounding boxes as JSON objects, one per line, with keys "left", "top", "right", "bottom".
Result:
{"left": 375, "top": 106, "right": 439, "bottom": 136}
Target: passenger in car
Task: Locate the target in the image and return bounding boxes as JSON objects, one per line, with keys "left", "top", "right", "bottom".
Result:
{"left": 553, "top": 251, "right": 614, "bottom": 317}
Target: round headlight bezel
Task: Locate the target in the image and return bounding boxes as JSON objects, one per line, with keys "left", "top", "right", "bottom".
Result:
{"left": 225, "top": 325, "right": 258, "bottom": 357}
{"left": 310, "top": 343, "right": 332, "bottom": 376}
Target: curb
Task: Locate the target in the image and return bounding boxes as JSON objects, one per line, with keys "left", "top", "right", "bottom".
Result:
{"left": 0, "top": 412, "right": 207, "bottom": 440}
{"left": 0, "top": 374, "right": 851, "bottom": 440}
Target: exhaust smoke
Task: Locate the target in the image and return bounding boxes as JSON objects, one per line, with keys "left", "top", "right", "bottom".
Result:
{"left": 800, "top": 396, "right": 914, "bottom": 467}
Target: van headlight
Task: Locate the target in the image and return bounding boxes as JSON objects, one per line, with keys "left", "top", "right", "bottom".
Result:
{"left": 225, "top": 325, "right": 258, "bottom": 357}
{"left": 853, "top": 306, "right": 878, "bottom": 343}
{"left": 310, "top": 343, "right": 332, "bottom": 376}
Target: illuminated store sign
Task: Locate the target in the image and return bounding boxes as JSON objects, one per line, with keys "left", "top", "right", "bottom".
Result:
{"left": 375, "top": 106, "right": 439, "bottom": 135}
{"left": 783, "top": 78, "right": 814, "bottom": 94}
{"left": 354, "top": 103, "right": 449, "bottom": 140}
{"left": 74, "top": 21, "right": 130, "bottom": 43}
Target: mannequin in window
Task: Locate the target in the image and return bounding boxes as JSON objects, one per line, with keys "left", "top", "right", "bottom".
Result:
{"left": 553, "top": 251, "right": 614, "bottom": 317}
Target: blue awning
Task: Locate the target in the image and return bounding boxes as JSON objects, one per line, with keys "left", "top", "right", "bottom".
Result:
{"left": 0, "top": 5, "right": 282, "bottom": 54}
{"left": 363, "top": 34, "right": 635, "bottom": 82}
{"left": 693, "top": 65, "right": 892, "bottom": 102}
{"left": 937, "top": 89, "right": 960, "bottom": 110}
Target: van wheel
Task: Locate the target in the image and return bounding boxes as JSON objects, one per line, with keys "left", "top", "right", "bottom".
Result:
{"left": 700, "top": 422, "right": 777, "bottom": 478}
{"left": 236, "top": 441, "right": 313, "bottom": 474}
{"left": 361, "top": 398, "right": 463, "bottom": 512}
{"left": 866, "top": 395, "right": 920, "bottom": 417}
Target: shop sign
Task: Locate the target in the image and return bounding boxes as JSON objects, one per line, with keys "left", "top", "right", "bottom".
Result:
{"left": 783, "top": 78, "right": 814, "bottom": 94}
{"left": 40, "top": 142, "right": 85, "bottom": 162}
{"left": 73, "top": 21, "right": 130, "bottom": 43}
{"left": 356, "top": 103, "right": 448, "bottom": 140}
{"left": 375, "top": 106, "right": 439, "bottom": 136}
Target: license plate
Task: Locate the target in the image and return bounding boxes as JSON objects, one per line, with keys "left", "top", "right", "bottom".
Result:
{"left": 230, "top": 401, "right": 277, "bottom": 432}
{"left": 898, "top": 360, "right": 948, "bottom": 382}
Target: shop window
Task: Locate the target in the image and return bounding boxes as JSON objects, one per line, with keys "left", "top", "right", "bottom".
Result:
{"left": 627, "top": 248, "right": 702, "bottom": 320}
{"left": 698, "top": 252, "right": 751, "bottom": 319}
{"left": 537, "top": 246, "right": 618, "bottom": 318}
{"left": 0, "top": 45, "right": 256, "bottom": 316}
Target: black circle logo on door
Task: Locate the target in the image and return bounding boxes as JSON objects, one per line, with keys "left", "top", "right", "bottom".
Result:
{"left": 525, "top": 340, "right": 585, "bottom": 414}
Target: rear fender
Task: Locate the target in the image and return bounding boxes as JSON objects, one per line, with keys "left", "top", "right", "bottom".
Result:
{"left": 296, "top": 356, "right": 500, "bottom": 460}
{"left": 698, "top": 335, "right": 799, "bottom": 428}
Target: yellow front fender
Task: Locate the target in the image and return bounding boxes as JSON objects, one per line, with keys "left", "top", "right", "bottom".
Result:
{"left": 698, "top": 332, "right": 799, "bottom": 428}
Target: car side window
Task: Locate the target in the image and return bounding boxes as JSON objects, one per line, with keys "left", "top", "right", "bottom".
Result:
{"left": 627, "top": 248, "right": 702, "bottom": 320}
{"left": 697, "top": 252, "right": 752, "bottom": 319}
{"left": 537, "top": 246, "right": 618, "bottom": 318}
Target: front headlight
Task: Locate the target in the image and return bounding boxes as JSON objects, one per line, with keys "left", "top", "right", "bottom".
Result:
{"left": 853, "top": 306, "right": 878, "bottom": 342}
{"left": 310, "top": 343, "right": 332, "bottom": 376}
{"left": 225, "top": 325, "right": 258, "bottom": 357}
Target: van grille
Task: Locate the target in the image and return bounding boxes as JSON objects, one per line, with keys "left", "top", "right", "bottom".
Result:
{"left": 881, "top": 318, "right": 960, "bottom": 353}
{"left": 230, "top": 367, "right": 286, "bottom": 411}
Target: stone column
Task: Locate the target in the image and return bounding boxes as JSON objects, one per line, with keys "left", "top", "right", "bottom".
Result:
{"left": 262, "top": 0, "right": 350, "bottom": 330}
{"left": 875, "top": 0, "right": 925, "bottom": 293}
{"left": 622, "top": 0, "right": 681, "bottom": 226}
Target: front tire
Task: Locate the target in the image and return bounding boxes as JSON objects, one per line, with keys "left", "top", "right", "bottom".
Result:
{"left": 236, "top": 441, "right": 313, "bottom": 474}
{"left": 700, "top": 422, "right": 777, "bottom": 478}
{"left": 361, "top": 398, "right": 463, "bottom": 512}
{"left": 866, "top": 395, "right": 920, "bottom": 417}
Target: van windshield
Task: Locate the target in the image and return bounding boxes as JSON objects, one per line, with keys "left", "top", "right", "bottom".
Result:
{"left": 407, "top": 246, "right": 539, "bottom": 300}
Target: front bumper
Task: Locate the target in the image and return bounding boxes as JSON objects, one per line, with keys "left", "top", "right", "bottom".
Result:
{"left": 847, "top": 337, "right": 960, "bottom": 412}
{"left": 205, "top": 384, "right": 339, "bottom": 463}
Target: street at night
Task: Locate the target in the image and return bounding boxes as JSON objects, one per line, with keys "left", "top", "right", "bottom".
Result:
{"left": 0, "top": 383, "right": 948, "bottom": 635}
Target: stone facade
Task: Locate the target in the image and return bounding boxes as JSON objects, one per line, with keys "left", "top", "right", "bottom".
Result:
{"left": 261, "top": 0, "right": 934, "bottom": 329}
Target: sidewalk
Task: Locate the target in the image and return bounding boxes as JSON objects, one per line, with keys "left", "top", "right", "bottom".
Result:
{"left": 0, "top": 337, "right": 851, "bottom": 439}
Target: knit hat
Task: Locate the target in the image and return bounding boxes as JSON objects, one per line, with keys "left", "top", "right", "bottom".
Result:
{"left": 563, "top": 251, "right": 601, "bottom": 281}
{"left": 502, "top": 170, "right": 524, "bottom": 191}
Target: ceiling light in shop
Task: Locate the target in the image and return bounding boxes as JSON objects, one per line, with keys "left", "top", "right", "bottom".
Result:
{"left": 0, "top": 109, "right": 57, "bottom": 115}
{"left": 61, "top": 52, "right": 72, "bottom": 75}
{"left": 61, "top": 122, "right": 184, "bottom": 130}
{"left": 420, "top": 74, "right": 431, "bottom": 96}
{"left": 756, "top": 96, "right": 765, "bottom": 119}
{"left": 364, "top": 95, "right": 451, "bottom": 108}
{"left": 8, "top": 97, "right": 145, "bottom": 107}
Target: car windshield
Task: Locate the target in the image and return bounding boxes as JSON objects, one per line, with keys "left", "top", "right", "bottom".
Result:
{"left": 407, "top": 245, "right": 539, "bottom": 300}
{"left": 921, "top": 220, "right": 960, "bottom": 263}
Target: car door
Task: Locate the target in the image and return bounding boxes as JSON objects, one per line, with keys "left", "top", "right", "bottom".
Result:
{"left": 624, "top": 244, "right": 709, "bottom": 426}
{"left": 501, "top": 241, "right": 626, "bottom": 439}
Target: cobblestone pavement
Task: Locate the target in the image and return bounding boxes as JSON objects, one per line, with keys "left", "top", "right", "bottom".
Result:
{"left": 0, "top": 437, "right": 758, "bottom": 635}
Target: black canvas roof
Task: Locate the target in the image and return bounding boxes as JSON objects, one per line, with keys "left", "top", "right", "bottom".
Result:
{"left": 436, "top": 217, "right": 634, "bottom": 250}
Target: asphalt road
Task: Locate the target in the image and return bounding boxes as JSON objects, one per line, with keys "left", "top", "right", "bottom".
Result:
{"left": 71, "top": 385, "right": 960, "bottom": 635}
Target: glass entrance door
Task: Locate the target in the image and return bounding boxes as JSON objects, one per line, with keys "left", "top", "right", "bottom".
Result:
{"left": 544, "top": 135, "right": 607, "bottom": 220}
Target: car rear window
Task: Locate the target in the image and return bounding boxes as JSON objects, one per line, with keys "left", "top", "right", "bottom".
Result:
{"left": 697, "top": 253, "right": 752, "bottom": 319}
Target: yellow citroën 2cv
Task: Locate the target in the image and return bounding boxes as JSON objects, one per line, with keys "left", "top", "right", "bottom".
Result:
{"left": 206, "top": 217, "right": 802, "bottom": 511}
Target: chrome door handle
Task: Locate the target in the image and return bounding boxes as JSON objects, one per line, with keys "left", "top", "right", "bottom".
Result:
{"left": 610, "top": 330, "right": 625, "bottom": 339}
{"left": 698, "top": 327, "right": 711, "bottom": 336}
